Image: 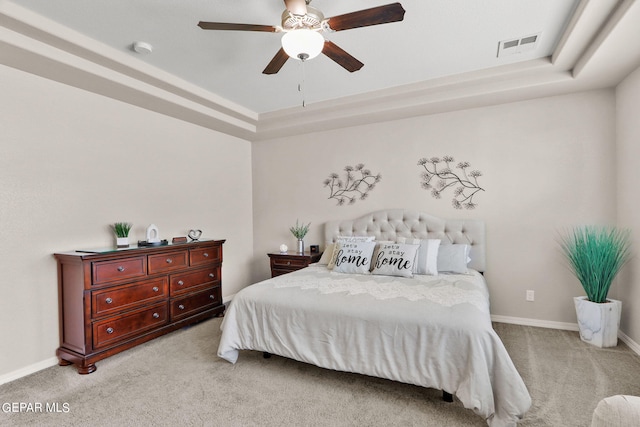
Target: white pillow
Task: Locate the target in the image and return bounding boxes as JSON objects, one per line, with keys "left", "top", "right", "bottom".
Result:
{"left": 332, "top": 241, "right": 376, "bottom": 274}
{"left": 370, "top": 240, "right": 395, "bottom": 265}
{"left": 336, "top": 235, "right": 376, "bottom": 242}
{"left": 437, "top": 244, "right": 471, "bottom": 274}
{"left": 328, "top": 236, "right": 376, "bottom": 269}
{"left": 371, "top": 243, "right": 420, "bottom": 278}
{"left": 396, "top": 237, "right": 441, "bottom": 275}
{"left": 318, "top": 243, "right": 334, "bottom": 265}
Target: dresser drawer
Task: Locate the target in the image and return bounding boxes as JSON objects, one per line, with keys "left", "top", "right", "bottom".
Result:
{"left": 148, "top": 250, "right": 188, "bottom": 274}
{"left": 171, "top": 286, "right": 221, "bottom": 321}
{"left": 92, "top": 302, "right": 168, "bottom": 349}
{"left": 170, "top": 266, "right": 219, "bottom": 295}
{"left": 91, "top": 277, "right": 168, "bottom": 318}
{"left": 271, "top": 257, "right": 308, "bottom": 269}
{"left": 190, "top": 245, "right": 221, "bottom": 266}
{"left": 92, "top": 256, "right": 146, "bottom": 285}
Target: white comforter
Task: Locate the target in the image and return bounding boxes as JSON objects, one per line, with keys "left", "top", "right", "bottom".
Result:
{"left": 218, "top": 265, "right": 531, "bottom": 426}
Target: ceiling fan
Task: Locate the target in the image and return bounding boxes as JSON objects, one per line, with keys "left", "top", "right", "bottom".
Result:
{"left": 198, "top": 0, "right": 405, "bottom": 75}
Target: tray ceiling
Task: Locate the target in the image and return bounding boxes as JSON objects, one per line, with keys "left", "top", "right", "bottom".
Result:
{"left": 2, "top": 0, "right": 639, "bottom": 140}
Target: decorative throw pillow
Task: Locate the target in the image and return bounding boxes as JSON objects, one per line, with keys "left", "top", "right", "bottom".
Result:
{"left": 396, "top": 237, "right": 441, "bottom": 275}
{"left": 370, "top": 240, "right": 396, "bottom": 265}
{"left": 437, "top": 244, "right": 471, "bottom": 274}
{"left": 318, "top": 243, "right": 334, "bottom": 265}
{"left": 371, "top": 243, "right": 420, "bottom": 278}
{"left": 332, "top": 241, "right": 376, "bottom": 274}
{"left": 336, "top": 235, "right": 376, "bottom": 242}
{"left": 328, "top": 236, "right": 376, "bottom": 269}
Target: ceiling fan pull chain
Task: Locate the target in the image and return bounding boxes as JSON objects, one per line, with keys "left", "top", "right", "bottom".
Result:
{"left": 298, "top": 59, "right": 307, "bottom": 108}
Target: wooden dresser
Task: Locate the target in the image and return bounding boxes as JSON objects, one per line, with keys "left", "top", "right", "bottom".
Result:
{"left": 267, "top": 251, "right": 322, "bottom": 277}
{"left": 54, "top": 239, "right": 225, "bottom": 374}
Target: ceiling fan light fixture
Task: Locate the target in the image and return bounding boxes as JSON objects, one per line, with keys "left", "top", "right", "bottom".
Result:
{"left": 281, "top": 29, "right": 324, "bottom": 61}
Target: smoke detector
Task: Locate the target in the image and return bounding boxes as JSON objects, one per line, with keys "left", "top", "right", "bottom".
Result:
{"left": 132, "top": 41, "right": 153, "bottom": 54}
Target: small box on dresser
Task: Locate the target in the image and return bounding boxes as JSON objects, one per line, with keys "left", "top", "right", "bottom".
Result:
{"left": 54, "top": 239, "right": 225, "bottom": 374}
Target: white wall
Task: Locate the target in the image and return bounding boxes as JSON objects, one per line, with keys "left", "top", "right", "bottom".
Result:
{"left": 0, "top": 64, "right": 254, "bottom": 379}
{"left": 252, "top": 90, "right": 617, "bottom": 325}
{"left": 616, "top": 64, "right": 640, "bottom": 345}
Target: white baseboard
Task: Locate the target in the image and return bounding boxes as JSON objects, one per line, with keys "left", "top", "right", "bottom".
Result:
{"left": 0, "top": 356, "right": 58, "bottom": 386}
{"left": 618, "top": 330, "right": 640, "bottom": 355}
{"left": 491, "top": 314, "right": 579, "bottom": 331}
{"left": 491, "top": 315, "right": 640, "bottom": 356}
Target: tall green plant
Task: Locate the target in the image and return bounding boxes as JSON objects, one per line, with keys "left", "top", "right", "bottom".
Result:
{"left": 559, "top": 226, "right": 631, "bottom": 303}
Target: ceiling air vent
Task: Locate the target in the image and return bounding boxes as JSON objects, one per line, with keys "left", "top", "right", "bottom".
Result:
{"left": 497, "top": 33, "right": 540, "bottom": 57}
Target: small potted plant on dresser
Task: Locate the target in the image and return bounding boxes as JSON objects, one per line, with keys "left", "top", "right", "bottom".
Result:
{"left": 112, "top": 222, "right": 133, "bottom": 248}
{"left": 559, "top": 225, "right": 631, "bottom": 347}
{"left": 289, "top": 220, "right": 310, "bottom": 254}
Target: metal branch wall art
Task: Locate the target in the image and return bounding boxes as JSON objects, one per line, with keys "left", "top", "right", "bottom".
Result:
{"left": 323, "top": 163, "right": 381, "bottom": 206}
{"left": 418, "top": 156, "right": 485, "bottom": 209}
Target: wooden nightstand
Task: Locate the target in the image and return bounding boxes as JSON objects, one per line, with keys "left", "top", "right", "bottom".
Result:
{"left": 268, "top": 251, "right": 323, "bottom": 277}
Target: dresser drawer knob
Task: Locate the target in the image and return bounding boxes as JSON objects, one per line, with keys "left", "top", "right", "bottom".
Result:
{"left": 203, "top": 252, "right": 209, "bottom": 258}
{"left": 178, "top": 280, "right": 184, "bottom": 286}
{"left": 166, "top": 258, "right": 173, "bottom": 264}
{"left": 287, "top": 261, "right": 291, "bottom": 265}
{"left": 106, "top": 327, "right": 114, "bottom": 334}
{"left": 209, "top": 273, "right": 215, "bottom": 278}
{"left": 209, "top": 295, "right": 215, "bottom": 300}
{"left": 153, "top": 312, "right": 160, "bottom": 319}
{"left": 152, "top": 286, "right": 159, "bottom": 292}
{"left": 105, "top": 297, "right": 113, "bottom": 304}
{"left": 117, "top": 266, "right": 125, "bottom": 272}
{"left": 178, "top": 304, "right": 185, "bottom": 310}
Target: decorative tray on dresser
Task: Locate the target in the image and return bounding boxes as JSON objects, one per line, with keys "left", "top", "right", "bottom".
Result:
{"left": 54, "top": 239, "right": 225, "bottom": 374}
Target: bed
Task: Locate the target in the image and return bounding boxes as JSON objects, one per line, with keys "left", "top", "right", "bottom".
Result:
{"left": 218, "top": 209, "right": 531, "bottom": 426}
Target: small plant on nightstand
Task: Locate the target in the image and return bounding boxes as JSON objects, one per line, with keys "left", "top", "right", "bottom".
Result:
{"left": 112, "top": 222, "right": 133, "bottom": 248}
{"left": 290, "top": 220, "right": 310, "bottom": 254}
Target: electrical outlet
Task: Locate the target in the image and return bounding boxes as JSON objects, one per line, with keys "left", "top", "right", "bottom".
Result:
{"left": 526, "top": 290, "right": 535, "bottom": 302}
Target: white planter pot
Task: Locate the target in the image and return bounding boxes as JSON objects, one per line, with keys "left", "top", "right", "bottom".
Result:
{"left": 116, "top": 237, "right": 129, "bottom": 248}
{"left": 574, "top": 296, "right": 621, "bottom": 348}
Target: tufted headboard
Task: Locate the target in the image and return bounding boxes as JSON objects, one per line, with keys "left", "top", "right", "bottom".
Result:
{"left": 324, "top": 209, "right": 486, "bottom": 272}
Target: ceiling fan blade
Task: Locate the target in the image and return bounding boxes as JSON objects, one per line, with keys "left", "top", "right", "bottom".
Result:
{"left": 284, "top": 0, "right": 307, "bottom": 16}
{"left": 326, "top": 2, "right": 406, "bottom": 32}
{"left": 198, "top": 22, "right": 278, "bottom": 32}
{"left": 263, "top": 48, "right": 290, "bottom": 74}
{"left": 322, "top": 41, "right": 364, "bottom": 72}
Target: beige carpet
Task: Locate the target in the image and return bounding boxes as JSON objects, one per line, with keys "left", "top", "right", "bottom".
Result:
{"left": 1, "top": 318, "right": 640, "bottom": 426}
